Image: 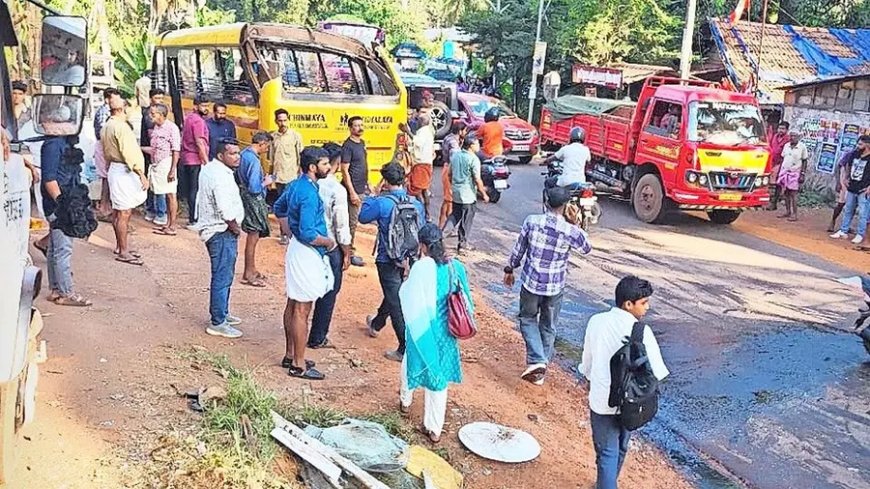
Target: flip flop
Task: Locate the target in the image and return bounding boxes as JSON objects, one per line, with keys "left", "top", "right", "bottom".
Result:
{"left": 115, "top": 255, "right": 144, "bottom": 266}
{"left": 240, "top": 278, "right": 266, "bottom": 287}
{"left": 53, "top": 294, "right": 92, "bottom": 307}
{"left": 114, "top": 250, "right": 142, "bottom": 258}
{"left": 153, "top": 227, "right": 177, "bottom": 236}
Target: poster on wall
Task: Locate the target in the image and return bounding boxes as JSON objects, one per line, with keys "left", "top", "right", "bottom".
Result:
{"left": 838, "top": 123, "right": 861, "bottom": 159}
{"left": 816, "top": 142, "right": 839, "bottom": 174}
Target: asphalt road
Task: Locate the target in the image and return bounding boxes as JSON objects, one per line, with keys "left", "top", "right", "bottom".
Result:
{"left": 431, "top": 163, "right": 870, "bottom": 489}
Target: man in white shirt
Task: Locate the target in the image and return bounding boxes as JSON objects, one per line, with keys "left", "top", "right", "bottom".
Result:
{"left": 308, "top": 142, "right": 353, "bottom": 349}
{"left": 194, "top": 139, "right": 245, "bottom": 339}
{"left": 409, "top": 114, "right": 436, "bottom": 219}
{"left": 542, "top": 126, "right": 589, "bottom": 189}
{"left": 581, "top": 276, "right": 669, "bottom": 489}
{"left": 776, "top": 131, "right": 808, "bottom": 221}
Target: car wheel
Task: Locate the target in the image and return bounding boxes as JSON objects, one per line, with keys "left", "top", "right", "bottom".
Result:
{"left": 429, "top": 100, "right": 451, "bottom": 139}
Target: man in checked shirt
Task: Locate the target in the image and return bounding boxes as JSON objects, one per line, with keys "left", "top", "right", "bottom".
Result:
{"left": 504, "top": 186, "right": 592, "bottom": 385}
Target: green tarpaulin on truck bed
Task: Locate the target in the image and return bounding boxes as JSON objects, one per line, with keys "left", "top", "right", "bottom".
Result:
{"left": 544, "top": 95, "right": 635, "bottom": 121}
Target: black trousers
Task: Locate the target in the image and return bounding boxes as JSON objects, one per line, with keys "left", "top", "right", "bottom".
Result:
{"left": 371, "top": 261, "right": 406, "bottom": 353}
{"left": 308, "top": 247, "right": 344, "bottom": 347}
{"left": 178, "top": 164, "right": 201, "bottom": 223}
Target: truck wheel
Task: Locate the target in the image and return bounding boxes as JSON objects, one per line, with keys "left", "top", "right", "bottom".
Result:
{"left": 430, "top": 100, "right": 452, "bottom": 139}
{"left": 632, "top": 173, "right": 666, "bottom": 223}
{"left": 707, "top": 210, "right": 741, "bottom": 225}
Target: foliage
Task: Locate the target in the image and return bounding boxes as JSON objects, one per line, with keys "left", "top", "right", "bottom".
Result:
{"left": 110, "top": 31, "right": 151, "bottom": 98}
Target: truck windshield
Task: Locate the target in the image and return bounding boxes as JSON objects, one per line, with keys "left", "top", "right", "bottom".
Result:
{"left": 688, "top": 101, "right": 766, "bottom": 145}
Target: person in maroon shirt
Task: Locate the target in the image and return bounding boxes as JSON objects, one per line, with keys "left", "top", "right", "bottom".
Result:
{"left": 178, "top": 96, "right": 210, "bottom": 225}
{"left": 766, "top": 121, "right": 790, "bottom": 211}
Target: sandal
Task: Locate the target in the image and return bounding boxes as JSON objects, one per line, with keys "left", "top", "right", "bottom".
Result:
{"left": 114, "top": 250, "right": 142, "bottom": 258}
{"left": 33, "top": 240, "right": 48, "bottom": 258}
{"left": 399, "top": 403, "right": 411, "bottom": 416}
{"left": 288, "top": 365, "right": 325, "bottom": 380}
{"left": 53, "top": 294, "right": 92, "bottom": 307}
{"left": 416, "top": 425, "right": 441, "bottom": 444}
{"left": 281, "top": 357, "right": 315, "bottom": 369}
{"left": 153, "top": 227, "right": 177, "bottom": 236}
{"left": 240, "top": 277, "right": 267, "bottom": 287}
{"left": 115, "top": 255, "right": 144, "bottom": 266}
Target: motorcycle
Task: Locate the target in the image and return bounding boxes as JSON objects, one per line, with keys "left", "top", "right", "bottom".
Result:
{"left": 542, "top": 160, "right": 601, "bottom": 231}
{"left": 480, "top": 155, "right": 511, "bottom": 204}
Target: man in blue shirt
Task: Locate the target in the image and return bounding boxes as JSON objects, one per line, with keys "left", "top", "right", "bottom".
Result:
{"left": 206, "top": 103, "right": 237, "bottom": 160}
{"left": 359, "top": 162, "right": 425, "bottom": 362}
{"left": 41, "top": 135, "right": 91, "bottom": 306}
{"left": 237, "top": 131, "right": 273, "bottom": 288}
{"left": 273, "top": 147, "right": 335, "bottom": 380}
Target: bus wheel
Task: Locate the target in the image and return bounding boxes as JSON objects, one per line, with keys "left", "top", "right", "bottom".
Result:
{"left": 707, "top": 210, "right": 741, "bottom": 225}
{"left": 632, "top": 173, "right": 666, "bottom": 224}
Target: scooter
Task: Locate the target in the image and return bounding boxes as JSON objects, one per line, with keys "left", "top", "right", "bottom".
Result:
{"left": 542, "top": 160, "right": 601, "bottom": 231}
{"left": 480, "top": 155, "right": 510, "bottom": 204}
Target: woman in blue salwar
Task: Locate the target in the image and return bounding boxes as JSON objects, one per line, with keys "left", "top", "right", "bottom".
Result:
{"left": 398, "top": 223, "right": 474, "bottom": 443}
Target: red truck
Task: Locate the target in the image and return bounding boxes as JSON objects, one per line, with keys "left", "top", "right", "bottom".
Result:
{"left": 539, "top": 77, "right": 771, "bottom": 224}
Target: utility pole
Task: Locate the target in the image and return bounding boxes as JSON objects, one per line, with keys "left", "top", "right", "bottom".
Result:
{"left": 756, "top": 0, "right": 770, "bottom": 96}
{"left": 679, "top": 0, "right": 698, "bottom": 79}
{"left": 527, "top": 0, "right": 545, "bottom": 123}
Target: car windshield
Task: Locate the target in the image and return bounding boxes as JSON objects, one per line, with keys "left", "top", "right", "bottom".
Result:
{"left": 688, "top": 101, "right": 766, "bottom": 144}
{"left": 467, "top": 98, "right": 516, "bottom": 118}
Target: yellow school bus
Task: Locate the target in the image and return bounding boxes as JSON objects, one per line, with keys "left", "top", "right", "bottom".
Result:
{"left": 152, "top": 23, "right": 407, "bottom": 186}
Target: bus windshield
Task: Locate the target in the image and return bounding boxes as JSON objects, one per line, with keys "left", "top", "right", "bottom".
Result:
{"left": 688, "top": 101, "right": 766, "bottom": 145}
{"left": 256, "top": 42, "right": 399, "bottom": 97}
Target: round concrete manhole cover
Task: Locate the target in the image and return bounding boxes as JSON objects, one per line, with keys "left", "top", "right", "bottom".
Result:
{"left": 458, "top": 422, "right": 541, "bottom": 463}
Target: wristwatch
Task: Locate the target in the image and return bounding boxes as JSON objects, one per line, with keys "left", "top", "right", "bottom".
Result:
{"left": 503, "top": 266, "right": 514, "bottom": 274}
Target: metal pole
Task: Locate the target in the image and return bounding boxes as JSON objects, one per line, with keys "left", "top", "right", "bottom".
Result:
{"left": 527, "top": 0, "right": 545, "bottom": 123}
{"left": 679, "top": 0, "right": 698, "bottom": 79}
{"left": 756, "top": 0, "right": 769, "bottom": 96}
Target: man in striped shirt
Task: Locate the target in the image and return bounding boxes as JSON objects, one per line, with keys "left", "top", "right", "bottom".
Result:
{"left": 504, "top": 186, "right": 592, "bottom": 385}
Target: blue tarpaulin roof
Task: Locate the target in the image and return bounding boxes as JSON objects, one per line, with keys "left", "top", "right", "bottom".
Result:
{"left": 709, "top": 18, "right": 870, "bottom": 104}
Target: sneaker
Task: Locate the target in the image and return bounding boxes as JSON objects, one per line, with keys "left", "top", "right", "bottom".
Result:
{"left": 308, "top": 338, "right": 333, "bottom": 349}
{"left": 154, "top": 215, "right": 168, "bottom": 226}
{"left": 384, "top": 350, "right": 403, "bottom": 362}
{"left": 351, "top": 256, "right": 365, "bottom": 267}
{"left": 144, "top": 212, "right": 155, "bottom": 222}
{"left": 830, "top": 231, "right": 848, "bottom": 239}
{"left": 206, "top": 322, "right": 243, "bottom": 339}
{"left": 366, "top": 315, "right": 379, "bottom": 338}
{"left": 852, "top": 235, "right": 865, "bottom": 245}
{"left": 226, "top": 314, "right": 242, "bottom": 326}
{"left": 531, "top": 371, "right": 545, "bottom": 386}
{"left": 521, "top": 364, "right": 547, "bottom": 383}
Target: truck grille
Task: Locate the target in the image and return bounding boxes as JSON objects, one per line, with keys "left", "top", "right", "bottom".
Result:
{"left": 505, "top": 129, "right": 533, "bottom": 141}
{"left": 709, "top": 172, "right": 754, "bottom": 190}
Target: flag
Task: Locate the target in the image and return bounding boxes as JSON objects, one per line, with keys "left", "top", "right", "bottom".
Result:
{"left": 728, "top": 0, "right": 750, "bottom": 23}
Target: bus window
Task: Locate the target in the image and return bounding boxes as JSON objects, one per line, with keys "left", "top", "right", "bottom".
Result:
{"left": 321, "top": 53, "right": 362, "bottom": 94}
{"left": 153, "top": 48, "right": 167, "bottom": 91}
{"left": 176, "top": 48, "right": 197, "bottom": 97}
{"left": 279, "top": 49, "right": 326, "bottom": 94}
{"left": 216, "top": 48, "right": 255, "bottom": 105}
{"left": 198, "top": 48, "right": 221, "bottom": 97}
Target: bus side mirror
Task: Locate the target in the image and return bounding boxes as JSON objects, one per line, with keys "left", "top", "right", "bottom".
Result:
{"left": 31, "top": 94, "right": 85, "bottom": 136}
{"left": 41, "top": 16, "right": 88, "bottom": 87}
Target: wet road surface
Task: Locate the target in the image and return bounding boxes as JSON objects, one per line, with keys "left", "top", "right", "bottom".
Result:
{"left": 431, "top": 164, "right": 870, "bottom": 488}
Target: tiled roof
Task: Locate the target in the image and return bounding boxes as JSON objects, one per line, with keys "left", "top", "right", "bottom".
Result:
{"left": 607, "top": 63, "right": 679, "bottom": 84}
{"left": 709, "top": 18, "right": 870, "bottom": 104}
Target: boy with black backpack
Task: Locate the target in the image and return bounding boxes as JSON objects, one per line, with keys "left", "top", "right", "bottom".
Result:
{"left": 580, "top": 276, "right": 669, "bottom": 489}
{"left": 359, "top": 162, "right": 425, "bottom": 362}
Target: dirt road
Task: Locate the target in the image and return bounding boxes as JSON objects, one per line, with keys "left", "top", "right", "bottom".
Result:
{"left": 8, "top": 217, "right": 692, "bottom": 488}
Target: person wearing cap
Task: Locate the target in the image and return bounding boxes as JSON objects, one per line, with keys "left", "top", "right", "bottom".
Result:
{"left": 398, "top": 223, "right": 471, "bottom": 443}
{"left": 450, "top": 134, "right": 489, "bottom": 254}
{"left": 179, "top": 96, "right": 211, "bottom": 226}
{"left": 776, "top": 130, "right": 808, "bottom": 221}
{"left": 504, "top": 186, "right": 592, "bottom": 385}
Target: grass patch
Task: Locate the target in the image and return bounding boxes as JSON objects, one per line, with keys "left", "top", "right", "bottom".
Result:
{"left": 282, "top": 402, "right": 418, "bottom": 443}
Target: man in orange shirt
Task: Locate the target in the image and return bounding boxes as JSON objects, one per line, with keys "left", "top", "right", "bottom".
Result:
{"left": 477, "top": 108, "right": 504, "bottom": 160}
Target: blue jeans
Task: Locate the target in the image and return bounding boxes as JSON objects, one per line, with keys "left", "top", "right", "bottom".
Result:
{"left": 145, "top": 192, "right": 167, "bottom": 218}
{"left": 518, "top": 287, "right": 563, "bottom": 365}
{"left": 371, "top": 261, "right": 406, "bottom": 353}
{"left": 839, "top": 191, "right": 870, "bottom": 238}
{"left": 47, "top": 227, "right": 73, "bottom": 296}
{"left": 206, "top": 231, "right": 238, "bottom": 326}
{"left": 591, "top": 411, "right": 631, "bottom": 489}
{"left": 309, "top": 247, "right": 344, "bottom": 346}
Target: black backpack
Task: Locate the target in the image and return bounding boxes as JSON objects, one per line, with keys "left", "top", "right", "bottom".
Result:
{"left": 608, "top": 322, "right": 660, "bottom": 431}
{"left": 384, "top": 194, "right": 420, "bottom": 262}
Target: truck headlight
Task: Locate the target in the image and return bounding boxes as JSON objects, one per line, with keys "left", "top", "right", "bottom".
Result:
{"left": 698, "top": 174, "right": 709, "bottom": 186}
{"left": 762, "top": 176, "right": 770, "bottom": 186}
{"left": 754, "top": 176, "right": 763, "bottom": 187}
{"left": 687, "top": 171, "right": 699, "bottom": 183}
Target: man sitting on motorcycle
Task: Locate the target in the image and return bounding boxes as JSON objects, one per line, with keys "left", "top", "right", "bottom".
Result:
{"left": 542, "top": 126, "right": 590, "bottom": 191}
{"left": 477, "top": 107, "right": 505, "bottom": 161}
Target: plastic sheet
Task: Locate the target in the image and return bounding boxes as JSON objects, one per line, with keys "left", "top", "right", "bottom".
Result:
{"left": 304, "top": 418, "right": 410, "bottom": 473}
